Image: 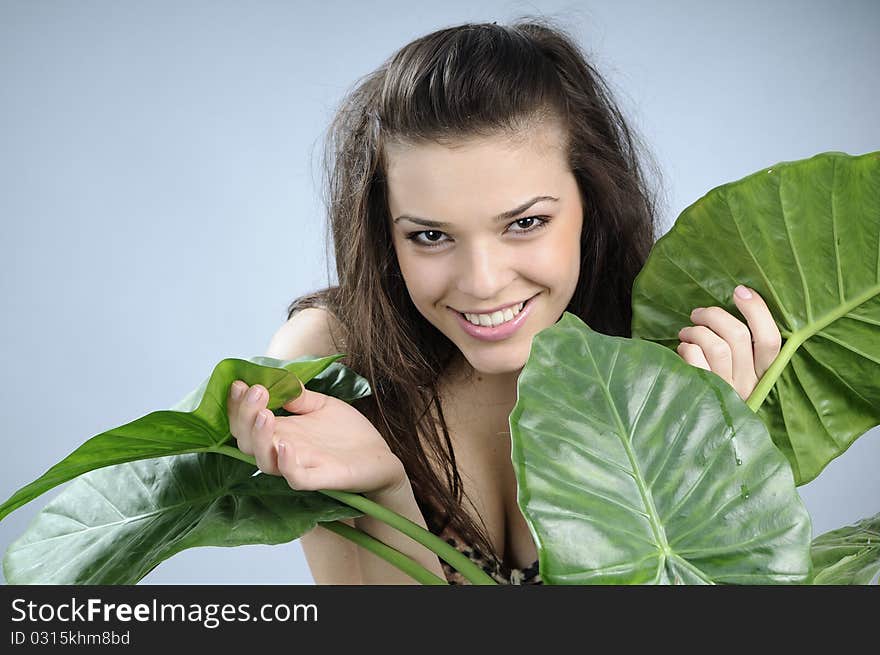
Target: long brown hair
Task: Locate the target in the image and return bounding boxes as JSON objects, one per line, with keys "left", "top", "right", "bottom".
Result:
{"left": 287, "top": 17, "right": 660, "bottom": 571}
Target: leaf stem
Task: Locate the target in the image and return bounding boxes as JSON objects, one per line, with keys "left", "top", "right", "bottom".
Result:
{"left": 320, "top": 489, "right": 497, "bottom": 585}
{"left": 747, "top": 280, "right": 880, "bottom": 412}
{"left": 214, "top": 444, "right": 257, "bottom": 465}
{"left": 747, "top": 333, "right": 802, "bottom": 411}
{"left": 212, "top": 444, "right": 497, "bottom": 585}
{"left": 321, "top": 520, "right": 448, "bottom": 585}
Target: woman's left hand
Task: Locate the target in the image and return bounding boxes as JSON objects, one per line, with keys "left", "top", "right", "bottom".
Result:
{"left": 677, "top": 284, "right": 783, "bottom": 402}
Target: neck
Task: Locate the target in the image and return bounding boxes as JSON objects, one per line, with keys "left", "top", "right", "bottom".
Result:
{"left": 445, "top": 351, "right": 522, "bottom": 409}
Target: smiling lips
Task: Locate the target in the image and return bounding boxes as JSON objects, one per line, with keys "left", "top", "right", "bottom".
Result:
{"left": 455, "top": 297, "right": 530, "bottom": 315}
{"left": 461, "top": 301, "right": 526, "bottom": 327}
{"left": 451, "top": 294, "right": 538, "bottom": 342}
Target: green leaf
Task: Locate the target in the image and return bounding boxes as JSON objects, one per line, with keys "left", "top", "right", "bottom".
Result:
{"left": 0, "top": 354, "right": 357, "bottom": 521}
{"left": 2, "top": 354, "right": 371, "bottom": 584}
{"left": 631, "top": 151, "right": 880, "bottom": 484}
{"left": 510, "top": 312, "right": 812, "bottom": 584}
{"left": 810, "top": 512, "right": 880, "bottom": 584}
{"left": 273, "top": 356, "right": 372, "bottom": 413}
{"left": 2, "top": 453, "right": 362, "bottom": 584}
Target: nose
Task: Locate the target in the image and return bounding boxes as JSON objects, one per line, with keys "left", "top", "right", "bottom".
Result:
{"left": 455, "top": 239, "right": 514, "bottom": 301}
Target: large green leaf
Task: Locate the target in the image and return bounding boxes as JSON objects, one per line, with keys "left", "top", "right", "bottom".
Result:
{"left": 2, "top": 454, "right": 362, "bottom": 584}
{"left": 510, "top": 312, "right": 812, "bottom": 584}
{"left": 2, "top": 355, "right": 371, "bottom": 584}
{"left": 631, "top": 151, "right": 880, "bottom": 484}
{"left": 810, "top": 512, "right": 880, "bottom": 585}
{"left": 0, "top": 354, "right": 362, "bottom": 521}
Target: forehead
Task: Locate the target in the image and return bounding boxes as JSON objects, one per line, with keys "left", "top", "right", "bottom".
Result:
{"left": 384, "top": 123, "right": 570, "bottom": 217}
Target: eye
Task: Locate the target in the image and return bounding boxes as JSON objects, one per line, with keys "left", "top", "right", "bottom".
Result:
{"left": 404, "top": 216, "right": 551, "bottom": 249}
{"left": 508, "top": 216, "right": 549, "bottom": 233}
{"left": 406, "top": 229, "right": 448, "bottom": 248}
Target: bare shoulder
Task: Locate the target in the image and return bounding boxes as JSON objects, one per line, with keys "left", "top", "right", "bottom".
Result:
{"left": 265, "top": 307, "right": 346, "bottom": 361}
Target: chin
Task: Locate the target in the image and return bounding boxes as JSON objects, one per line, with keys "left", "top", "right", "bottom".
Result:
{"left": 459, "top": 342, "right": 530, "bottom": 376}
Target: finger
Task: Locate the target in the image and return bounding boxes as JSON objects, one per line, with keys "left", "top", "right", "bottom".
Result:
{"left": 678, "top": 324, "right": 733, "bottom": 382}
{"left": 686, "top": 306, "right": 756, "bottom": 392}
{"left": 252, "top": 409, "right": 280, "bottom": 475}
{"left": 228, "top": 380, "right": 248, "bottom": 404}
{"left": 229, "top": 383, "right": 268, "bottom": 450}
{"left": 731, "top": 284, "right": 783, "bottom": 378}
{"left": 227, "top": 380, "right": 248, "bottom": 436}
{"left": 676, "top": 342, "right": 711, "bottom": 371}
{"left": 282, "top": 381, "right": 327, "bottom": 414}
{"left": 228, "top": 381, "right": 254, "bottom": 453}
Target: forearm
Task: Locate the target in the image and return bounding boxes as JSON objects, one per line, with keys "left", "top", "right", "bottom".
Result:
{"left": 354, "top": 478, "right": 446, "bottom": 584}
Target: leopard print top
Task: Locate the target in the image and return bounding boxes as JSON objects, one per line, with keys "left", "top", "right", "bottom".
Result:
{"left": 421, "top": 498, "right": 542, "bottom": 585}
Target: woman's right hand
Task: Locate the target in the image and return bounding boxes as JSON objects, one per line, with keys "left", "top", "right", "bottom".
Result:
{"left": 227, "top": 379, "right": 406, "bottom": 496}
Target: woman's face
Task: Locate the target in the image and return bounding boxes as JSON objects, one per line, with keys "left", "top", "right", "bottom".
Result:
{"left": 386, "top": 122, "right": 583, "bottom": 378}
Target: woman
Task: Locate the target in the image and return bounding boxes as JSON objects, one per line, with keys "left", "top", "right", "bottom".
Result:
{"left": 227, "top": 19, "right": 782, "bottom": 584}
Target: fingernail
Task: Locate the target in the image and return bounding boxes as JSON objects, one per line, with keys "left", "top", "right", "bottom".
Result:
{"left": 275, "top": 441, "right": 286, "bottom": 458}
{"left": 735, "top": 285, "right": 753, "bottom": 300}
{"left": 691, "top": 307, "right": 704, "bottom": 318}
{"left": 231, "top": 382, "right": 245, "bottom": 400}
{"left": 255, "top": 410, "right": 267, "bottom": 429}
{"left": 246, "top": 386, "right": 263, "bottom": 404}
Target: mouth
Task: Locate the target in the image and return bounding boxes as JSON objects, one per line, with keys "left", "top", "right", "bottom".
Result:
{"left": 450, "top": 293, "right": 540, "bottom": 342}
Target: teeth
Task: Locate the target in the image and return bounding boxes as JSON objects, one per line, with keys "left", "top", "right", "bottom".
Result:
{"left": 464, "top": 301, "right": 525, "bottom": 328}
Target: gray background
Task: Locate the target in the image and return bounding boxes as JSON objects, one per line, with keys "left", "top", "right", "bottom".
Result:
{"left": 1, "top": 0, "right": 878, "bottom": 585}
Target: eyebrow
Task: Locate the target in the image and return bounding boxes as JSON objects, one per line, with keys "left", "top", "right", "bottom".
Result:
{"left": 392, "top": 195, "right": 559, "bottom": 228}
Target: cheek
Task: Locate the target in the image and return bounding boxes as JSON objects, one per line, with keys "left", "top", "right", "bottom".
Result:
{"left": 531, "top": 226, "right": 581, "bottom": 285}
{"left": 395, "top": 246, "right": 448, "bottom": 307}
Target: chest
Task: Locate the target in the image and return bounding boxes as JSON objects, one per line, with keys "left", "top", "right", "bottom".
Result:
{"left": 433, "top": 390, "right": 538, "bottom": 570}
